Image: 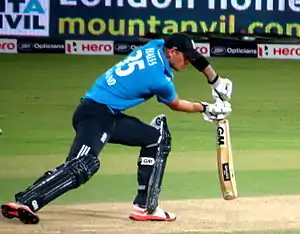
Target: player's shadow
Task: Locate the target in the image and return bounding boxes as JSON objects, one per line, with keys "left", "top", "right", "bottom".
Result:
{"left": 43, "top": 208, "right": 127, "bottom": 221}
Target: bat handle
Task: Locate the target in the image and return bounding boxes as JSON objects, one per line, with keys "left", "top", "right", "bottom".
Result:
{"left": 214, "top": 98, "right": 226, "bottom": 121}
{"left": 217, "top": 114, "right": 225, "bottom": 121}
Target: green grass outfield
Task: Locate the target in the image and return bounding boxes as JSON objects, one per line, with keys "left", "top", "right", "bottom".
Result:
{"left": 0, "top": 55, "right": 300, "bottom": 233}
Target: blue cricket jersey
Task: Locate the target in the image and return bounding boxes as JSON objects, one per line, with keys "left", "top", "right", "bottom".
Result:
{"left": 83, "top": 39, "right": 177, "bottom": 112}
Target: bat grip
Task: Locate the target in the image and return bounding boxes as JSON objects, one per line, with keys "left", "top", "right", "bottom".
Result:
{"left": 216, "top": 114, "right": 225, "bottom": 121}
{"left": 214, "top": 97, "right": 226, "bottom": 121}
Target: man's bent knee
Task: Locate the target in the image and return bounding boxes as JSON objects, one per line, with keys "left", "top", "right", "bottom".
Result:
{"left": 69, "top": 153, "right": 100, "bottom": 187}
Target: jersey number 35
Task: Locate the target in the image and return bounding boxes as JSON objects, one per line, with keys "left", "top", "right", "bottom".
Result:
{"left": 115, "top": 50, "right": 146, "bottom": 77}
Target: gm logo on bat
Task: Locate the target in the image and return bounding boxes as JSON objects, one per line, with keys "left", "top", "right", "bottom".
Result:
{"left": 217, "top": 125, "right": 226, "bottom": 147}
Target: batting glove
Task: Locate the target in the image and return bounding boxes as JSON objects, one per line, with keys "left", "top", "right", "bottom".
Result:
{"left": 210, "top": 75, "right": 233, "bottom": 101}
{"left": 201, "top": 99, "right": 232, "bottom": 122}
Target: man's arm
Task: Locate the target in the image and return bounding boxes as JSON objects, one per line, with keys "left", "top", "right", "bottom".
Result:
{"left": 152, "top": 75, "right": 230, "bottom": 114}
{"left": 191, "top": 53, "right": 233, "bottom": 101}
{"left": 165, "top": 97, "right": 232, "bottom": 123}
{"left": 190, "top": 52, "right": 217, "bottom": 82}
{"left": 202, "top": 65, "right": 218, "bottom": 83}
{"left": 166, "top": 97, "right": 204, "bottom": 113}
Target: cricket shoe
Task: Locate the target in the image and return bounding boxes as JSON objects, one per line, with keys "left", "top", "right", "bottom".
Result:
{"left": 129, "top": 204, "right": 176, "bottom": 221}
{"left": 1, "top": 202, "right": 39, "bottom": 224}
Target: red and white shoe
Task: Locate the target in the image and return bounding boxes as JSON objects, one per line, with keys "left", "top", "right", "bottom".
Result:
{"left": 129, "top": 204, "right": 176, "bottom": 221}
{"left": 1, "top": 202, "right": 39, "bottom": 224}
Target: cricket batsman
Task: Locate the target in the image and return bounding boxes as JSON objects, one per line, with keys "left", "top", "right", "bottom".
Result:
{"left": 1, "top": 33, "right": 232, "bottom": 224}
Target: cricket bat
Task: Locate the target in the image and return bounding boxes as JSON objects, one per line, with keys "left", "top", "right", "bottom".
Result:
{"left": 216, "top": 117, "right": 238, "bottom": 200}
